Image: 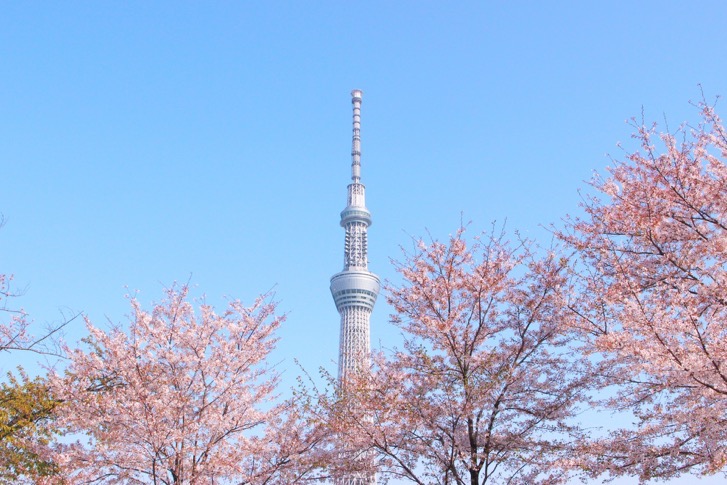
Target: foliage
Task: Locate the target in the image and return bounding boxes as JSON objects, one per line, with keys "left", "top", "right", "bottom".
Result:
{"left": 49, "top": 285, "right": 319, "bottom": 484}
{"left": 0, "top": 370, "right": 60, "bottom": 483}
{"left": 561, "top": 100, "right": 727, "bottom": 479}
{"left": 321, "top": 228, "right": 591, "bottom": 484}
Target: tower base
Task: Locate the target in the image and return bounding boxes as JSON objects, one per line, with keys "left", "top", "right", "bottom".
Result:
{"left": 334, "top": 475, "right": 376, "bottom": 485}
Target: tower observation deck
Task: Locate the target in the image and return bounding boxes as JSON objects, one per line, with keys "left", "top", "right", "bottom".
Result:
{"left": 330, "top": 89, "right": 379, "bottom": 485}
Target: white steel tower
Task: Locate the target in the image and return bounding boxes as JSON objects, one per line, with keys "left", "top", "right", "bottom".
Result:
{"left": 330, "top": 90, "right": 379, "bottom": 485}
{"left": 330, "top": 89, "right": 380, "bottom": 383}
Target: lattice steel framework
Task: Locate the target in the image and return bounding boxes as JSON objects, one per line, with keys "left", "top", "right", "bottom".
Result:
{"left": 329, "top": 90, "right": 379, "bottom": 485}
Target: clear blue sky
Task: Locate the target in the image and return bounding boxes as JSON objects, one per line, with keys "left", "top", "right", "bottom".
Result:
{"left": 2, "top": 3, "right": 726, "bottom": 483}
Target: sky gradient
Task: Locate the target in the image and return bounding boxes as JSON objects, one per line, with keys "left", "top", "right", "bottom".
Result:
{"left": 2, "top": 3, "right": 726, "bottom": 483}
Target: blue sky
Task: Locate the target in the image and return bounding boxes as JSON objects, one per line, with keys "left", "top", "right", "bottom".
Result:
{"left": 2, "top": 2, "right": 726, "bottom": 483}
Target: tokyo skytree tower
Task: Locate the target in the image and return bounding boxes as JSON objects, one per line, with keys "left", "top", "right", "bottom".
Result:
{"left": 329, "top": 90, "right": 379, "bottom": 485}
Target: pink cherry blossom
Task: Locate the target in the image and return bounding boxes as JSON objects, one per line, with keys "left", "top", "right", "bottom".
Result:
{"left": 560, "top": 100, "right": 727, "bottom": 479}
{"left": 49, "top": 285, "right": 319, "bottom": 484}
{"left": 319, "top": 228, "right": 592, "bottom": 484}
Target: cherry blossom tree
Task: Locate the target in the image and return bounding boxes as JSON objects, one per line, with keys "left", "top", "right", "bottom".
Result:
{"left": 321, "top": 228, "right": 592, "bottom": 484}
{"left": 49, "top": 285, "right": 320, "bottom": 484}
{"left": 1, "top": 217, "right": 72, "bottom": 357}
{"left": 0, "top": 272, "right": 31, "bottom": 354}
{"left": 0, "top": 271, "right": 71, "bottom": 358}
{"left": 561, "top": 100, "right": 727, "bottom": 479}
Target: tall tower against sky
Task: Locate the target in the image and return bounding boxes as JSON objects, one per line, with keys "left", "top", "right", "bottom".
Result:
{"left": 329, "top": 91, "right": 379, "bottom": 485}
{"left": 330, "top": 89, "right": 380, "bottom": 386}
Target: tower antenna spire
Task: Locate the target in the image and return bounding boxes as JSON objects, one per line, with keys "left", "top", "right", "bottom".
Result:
{"left": 351, "top": 89, "right": 363, "bottom": 183}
